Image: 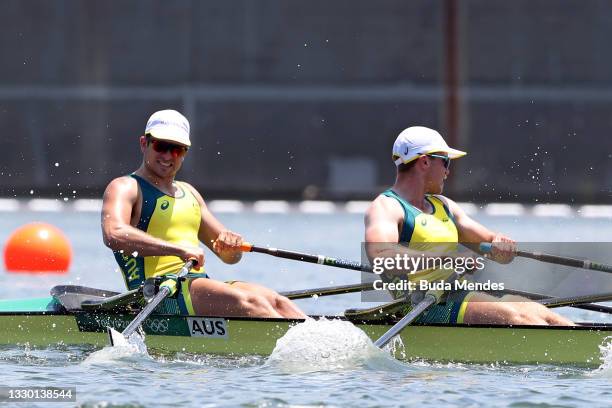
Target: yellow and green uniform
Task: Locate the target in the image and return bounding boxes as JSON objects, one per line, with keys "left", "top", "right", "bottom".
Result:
{"left": 381, "top": 189, "right": 474, "bottom": 324}
{"left": 114, "top": 174, "right": 205, "bottom": 315}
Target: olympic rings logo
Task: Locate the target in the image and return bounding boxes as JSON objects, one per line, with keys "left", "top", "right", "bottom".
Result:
{"left": 96, "top": 316, "right": 129, "bottom": 330}
{"left": 145, "top": 318, "right": 169, "bottom": 333}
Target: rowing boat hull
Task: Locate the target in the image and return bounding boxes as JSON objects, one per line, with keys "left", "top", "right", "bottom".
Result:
{"left": 1, "top": 302, "right": 610, "bottom": 367}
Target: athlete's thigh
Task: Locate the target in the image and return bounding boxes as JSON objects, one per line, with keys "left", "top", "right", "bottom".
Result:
{"left": 230, "top": 281, "right": 280, "bottom": 298}
{"left": 461, "top": 292, "right": 514, "bottom": 324}
{"left": 189, "top": 278, "right": 246, "bottom": 306}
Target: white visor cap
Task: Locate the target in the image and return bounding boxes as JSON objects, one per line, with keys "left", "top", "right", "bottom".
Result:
{"left": 145, "top": 109, "right": 191, "bottom": 147}
{"left": 392, "top": 126, "right": 466, "bottom": 166}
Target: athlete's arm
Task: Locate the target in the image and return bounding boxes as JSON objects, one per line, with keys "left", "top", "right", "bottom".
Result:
{"left": 101, "top": 177, "right": 204, "bottom": 266}
{"left": 365, "top": 196, "right": 402, "bottom": 245}
{"left": 364, "top": 196, "right": 424, "bottom": 268}
{"left": 184, "top": 184, "right": 243, "bottom": 265}
{"left": 440, "top": 196, "right": 515, "bottom": 264}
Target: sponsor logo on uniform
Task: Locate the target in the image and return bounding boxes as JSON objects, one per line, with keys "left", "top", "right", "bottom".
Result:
{"left": 161, "top": 200, "right": 170, "bottom": 210}
{"left": 420, "top": 218, "right": 427, "bottom": 226}
{"left": 187, "top": 318, "right": 228, "bottom": 339}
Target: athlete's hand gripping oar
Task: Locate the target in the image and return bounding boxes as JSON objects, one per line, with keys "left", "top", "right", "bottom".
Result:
{"left": 108, "top": 259, "right": 196, "bottom": 346}
{"left": 240, "top": 242, "right": 372, "bottom": 273}
{"left": 480, "top": 243, "right": 612, "bottom": 273}
{"left": 373, "top": 272, "right": 458, "bottom": 349}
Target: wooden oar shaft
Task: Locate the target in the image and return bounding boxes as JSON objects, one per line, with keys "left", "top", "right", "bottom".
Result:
{"left": 241, "top": 243, "right": 371, "bottom": 272}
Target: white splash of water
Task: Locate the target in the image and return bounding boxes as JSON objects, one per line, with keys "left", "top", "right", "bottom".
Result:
{"left": 383, "top": 335, "right": 407, "bottom": 360}
{"left": 589, "top": 336, "right": 612, "bottom": 377}
{"left": 83, "top": 329, "right": 149, "bottom": 364}
{"left": 266, "top": 318, "right": 405, "bottom": 372}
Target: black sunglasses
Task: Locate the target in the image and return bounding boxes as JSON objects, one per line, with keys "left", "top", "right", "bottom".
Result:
{"left": 146, "top": 136, "right": 188, "bottom": 158}
{"left": 426, "top": 154, "right": 451, "bottom": 169}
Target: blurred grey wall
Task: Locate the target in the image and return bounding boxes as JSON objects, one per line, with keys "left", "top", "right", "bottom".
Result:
{"left": 0, "top": 0, "right": 611, "bottom": 202}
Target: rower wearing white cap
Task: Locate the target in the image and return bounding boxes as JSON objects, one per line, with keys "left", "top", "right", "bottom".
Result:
{"left": 101, "top": 109, "right": 306, "bottom": 319}
{"left": 364, "top": 126, "right": 573, "bottom": 325}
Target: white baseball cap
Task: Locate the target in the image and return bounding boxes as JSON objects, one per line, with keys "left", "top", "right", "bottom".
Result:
{"left": 145, "top": 109, "right": 191, "bottom": 147}
{"left": 392, "top": 126, "right": 466, "bottom": 166}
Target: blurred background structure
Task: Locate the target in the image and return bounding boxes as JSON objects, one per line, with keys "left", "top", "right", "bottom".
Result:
{"left": 1, "top": 0, "right": 611, "bottom": 203}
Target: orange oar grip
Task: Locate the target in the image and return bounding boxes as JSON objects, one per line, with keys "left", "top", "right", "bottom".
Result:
{"left": 240, "top": 242, "right": 253, "bottom": 252}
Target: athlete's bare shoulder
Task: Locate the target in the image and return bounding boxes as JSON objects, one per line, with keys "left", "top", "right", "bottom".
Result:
{"left": 367, "top": 193, "right": 404, "bottom": 219}
{"left": 101, "top": 176, "right": 141, "bottom": 231}
{"left": 103, "top": 176, "right": 138, "bottom": 202}
{"left": 364, "top": 193, "right": 406, "bottom": 242}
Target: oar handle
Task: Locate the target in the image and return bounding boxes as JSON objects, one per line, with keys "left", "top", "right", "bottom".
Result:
{"left": 121, "top": 285, "right": 172, "bottom": 338}
{"left": 479, "top": 243, "right": 612, "bottom": 273}
{"left": 118, "top": 259, "right": 195, "bottom": 339}
{"left": 241, "top": 242, "right": 371, "bottom": 273}
{"left": 178, "top": 259, "right": 197, "bottom": 278}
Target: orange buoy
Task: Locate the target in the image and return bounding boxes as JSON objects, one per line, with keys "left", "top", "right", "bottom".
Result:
{"left": 3, "top": 222, "right": 72, "bottom": 273}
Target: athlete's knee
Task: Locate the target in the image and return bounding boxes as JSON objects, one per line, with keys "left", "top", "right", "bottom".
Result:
{"left": 240, "top": 293, "right": 273, "bottom": 313}
{"left": 507, "top": 311, "right": 539, "bottom": 325}
{"left": 504, "top": 299, "right": 572, "bottom": 326}
{"left": 539, "top": 308, "right": 574, "bottom": 326}
{"left": 545, "top": 314, "right": 574, "bottom": 326}
{"left": 506, "top": 303, "right": 552, "bottom": 325}
{"left": 273, "top": 295, "right": 292, "bottom": 309}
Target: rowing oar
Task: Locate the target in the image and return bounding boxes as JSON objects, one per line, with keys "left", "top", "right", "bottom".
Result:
{"left": 373, "top": 273, "right": 459, "bottom": 349}
{"left": 240, "top": 243, "right": 370, "bottom": 272}
{"left": 240, "top": 242, "right": 458, "bottom": 347}
{"left": 241, "top": 243, "right": 382, "bottom": 299}
{"left": 280, "top": 281, "right": 376, "bottom": 300}
{"left": 108, "top": 259, "right": 195, "bottom": 345}
{"left": 243, "top": 242, "right": 612, "bottom": 315}
{"left": 499, "top": 288, "right": 612, "bottom": 314}
{"left": 479, "top": 243, "right": 612, "bottom": 273}
{"left": 539, "top": 292, "right": 612, "bottom": 308}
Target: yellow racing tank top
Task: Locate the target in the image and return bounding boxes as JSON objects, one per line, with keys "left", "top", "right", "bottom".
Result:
{"left": 382, "top": 189, "right": 459, "bottom": 284}
{"left": 114, "top": 174, "right": 202, "bottom": 290}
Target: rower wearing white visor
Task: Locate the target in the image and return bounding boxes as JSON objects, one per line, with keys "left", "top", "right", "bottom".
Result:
{"left": 364, "top": 126, "right": 573, "bottom": 325}
{"left": 101, "top": 109, "right": 306, "bottom": 319}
